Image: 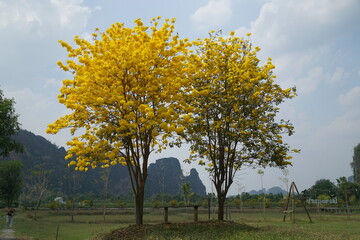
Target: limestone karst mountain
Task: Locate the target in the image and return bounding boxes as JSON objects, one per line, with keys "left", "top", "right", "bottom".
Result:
{"left": 2, "top": 129, "right": 206, "bottom": 198}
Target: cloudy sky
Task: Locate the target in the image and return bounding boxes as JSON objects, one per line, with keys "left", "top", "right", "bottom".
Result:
{"left": 1, "top": 0, "right": 359, "bottom": 194}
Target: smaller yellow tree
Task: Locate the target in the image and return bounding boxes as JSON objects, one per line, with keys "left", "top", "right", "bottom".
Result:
{"left": 47, "top": 17, "right": 190, "bottom": 225}
{"left": 184, "top": 31, "right": 298, "bottom": 221}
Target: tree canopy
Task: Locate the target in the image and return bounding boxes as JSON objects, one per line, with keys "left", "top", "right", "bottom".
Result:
{"left": 0, "top": 89, "right": 23, "bottom": 157}
{"left": 183, "top": 31, "right": 297, "bottom": 220}
{"left": 305, "top": 178, "right": 337, "bottom": 198}
{"left": 0, "top": 160, "right": 23, "bottom": 207}
{"left": 336, "top": 176, "right": 360, "bottom": 203}
{"left": 351, "top": 143, "right": 360, "bottom": 185}
{"left": 47, "top": 19, "right": 298, "bottom": 224}
{"left": 47, "top": 17, "right": 191, "bottom": 225}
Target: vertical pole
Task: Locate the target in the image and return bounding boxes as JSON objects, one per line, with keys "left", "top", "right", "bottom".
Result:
{"left": 226, "top": 200, "right": 228, "bottom": 220}
{"left": 317, "top": 203, "right": 320, "bottom": 214}
{"left": 345, "top": 192, "right": 350, "bottom": 220}
{"left": 194, "top": 206, "right": 198, "bottom": 222}
{"left": 229, "top": 203, "right": 231, "bottom": 220}
{"left": 208, "top": 198, "right": 211, "bottom": 220}
{"left": 164, "top": 207, "right": 168, "bottom": 224}
{"left": 263, "top": 194, "right": 266, "bottom": 221}
{"left": 56, "top": 224, "right": 59, "bottom": 240}
{"left": 292, "top": 192, "right": 295, "bottom": 224}
{"left": 283, "top": 182, "right": 294, "bottom": 222}
{"left": 240, "top": 194, "right": 243, "bottom": 213}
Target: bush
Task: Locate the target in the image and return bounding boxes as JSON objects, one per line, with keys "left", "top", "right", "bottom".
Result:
{"left": 200, "top": 199, "right": 209, "bottom": 208}
{"left": 46, "top": 201, "right": 59, "bottom": 210}
{"left": 168, "top": 199, "right": 179, "bottom": 207}
{"left": 152, "top": 200, "right": 161, "bottom": 208}
{"left": 118, "top": 200, "right": 127, "bottom": 208}
{"left": 232, "top": 198, "right": 242, "bottom": 208}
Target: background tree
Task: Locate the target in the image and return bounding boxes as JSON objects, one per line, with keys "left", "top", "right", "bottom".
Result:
{"left": 0, "top": 160, "right": 23, "bottom": 207}
{"left": 32, "top": 163, "right": 51, "bottom": 220}
{"left": 336, "top": 177, "right": 359, "bottom": 207}
{"left": 0, "top": 89, "right": 23, "bottom": 157}
{"left": 101, "top": 166, "right": 112, "bottom": 220}
{"left": 184, "top": 31, "right": 297, "bottom": 221}
{"left": 305, "top": 179, "right": 337, "bottom": 199}
{"left": 279, "top": 169, "right": 290, "bottom": 193}
{"left": 181, "top": 182, "right": 194, "bottom": 206}
{"left": 68, "top": 171, "right": 81, "bottom": 222}
{"left": 47, "top": 18, "right": 190, "bottom": 225}
{"left": 351, "top": 143, "right": 360, "bottom": 185}
{"left": 21, "top": 162, "right": 51, "bottom": 220}
{"left": 235, "top": 182, "right": 246, "bottom": 212}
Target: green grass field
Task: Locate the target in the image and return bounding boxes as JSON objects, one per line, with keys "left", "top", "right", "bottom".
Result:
{"left": 2, "top": 208, "right": 360, "bottom": 240}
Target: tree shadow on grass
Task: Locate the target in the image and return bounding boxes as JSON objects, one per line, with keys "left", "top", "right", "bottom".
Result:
{"left": 95, "top": 221, "right": 258, "bottom": 240}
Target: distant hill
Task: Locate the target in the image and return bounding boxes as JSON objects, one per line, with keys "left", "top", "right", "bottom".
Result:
{"left": 248, "top": 186, "right": 287, "bottom": 195}
{"left": 267, "top": 186, "right": 287, "bottom": 195}
{"left": 3, "top": 129, "right": 130, "bottom": 196}
{"left": 1, "top": 129, "right": 206, "bottom": 198}
{"left": 146, "top": 158, "right": 206, "bottom": 196}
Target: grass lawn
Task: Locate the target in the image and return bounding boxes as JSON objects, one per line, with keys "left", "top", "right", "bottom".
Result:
{"left": 2, "top": 209, "right": 128, "bottom": 240}
{"left": 3, "top": 208, "right": 360, "bottom": 240}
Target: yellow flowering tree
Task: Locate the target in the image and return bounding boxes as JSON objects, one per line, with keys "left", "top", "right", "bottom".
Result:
{"left": 185, "top": 32, "right": 298, "bottom": 221}
{"left": 47, "top": 17, "right": 190, "bottom": 225}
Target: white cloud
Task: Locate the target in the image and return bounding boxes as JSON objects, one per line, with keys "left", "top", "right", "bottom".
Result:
{"left": 12, "top": 88, "right": 52, "bottom": 108}
{"left": 50, "top": 0, "right": 91, "bottom": 30}
{"left": 318, "top": 110, "right": 360, "bottom": 138}
{"left": 44, "top": 78, "right": 62, "bottom": 89}
{"left": 329, "top": 67, "right": 347, "bottom": 84}
{"left": 0, "top": 0, "right": 93, "bottom": 90}
{"left": 191, "top": 0, "right": 232, "bottom": 29}
{"left": 0, "top": 0, "right": 91, "bottom": 34}
{"left": 245, "top": 0, "right": 360, "bottom": 53}
{"left": 0, "top": 0, "right": 93, "bottom": 147}
{"left": 80, "top": 32, "right": 94, "bottom": 42}
{"left": 339, "top": 86, "right": 360, "bottom": 106}
{"left": 4, "top": 87, "right": 71, "bottom": 147}
{"left": 234, "top": 0, "right": 360, "bottom": 94}
{"left": 290, "top": 67, "right": 325, "bottom": 95}
{"left": 5, "top": 88, "right": 53, "bottom": 129}
{"left": 312, "top": 86, "right": 360, "bottom": 164}
{"left": 231, "top": 0, "right": 360, "bottom": 190}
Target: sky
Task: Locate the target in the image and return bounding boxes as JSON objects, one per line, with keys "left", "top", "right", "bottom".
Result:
{"left": 1, "top": 0, "right": 360, "bottom": 195}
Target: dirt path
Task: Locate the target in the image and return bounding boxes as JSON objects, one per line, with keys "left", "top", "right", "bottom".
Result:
{"left": 0, "top": 228, "right": 19, "bottom": 240}
{"left": 0, "top": 228, "right": 28, "bottom": 240}
{"left": 0, "top": 228, "right": 14, "bottom": 239}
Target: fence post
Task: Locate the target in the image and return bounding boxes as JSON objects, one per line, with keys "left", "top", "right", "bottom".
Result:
{"left": 208, "top": 198, "right": 211, "bottom": 220}
{"left": 56, "top": 224, "right": 59, "bottom": 240}
{"left": 164, "top": 207, "right": 169, "bottom": 224}
{"left": 194, "top": 206, "right": 199, "bottom": 222}
{"left": 226, "top": 201, "right": 228, "bottom": 220}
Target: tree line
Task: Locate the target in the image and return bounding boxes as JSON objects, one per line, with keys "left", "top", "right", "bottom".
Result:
{"left": 303, "top": 177, "right": 360, "bottom": 207}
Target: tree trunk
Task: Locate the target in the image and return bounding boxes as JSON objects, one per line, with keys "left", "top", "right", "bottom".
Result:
{"left": 71, "top": 201, "right": 75, "bottom": 222}
{"left": 123, "top": 148, "right": 149, "bottom": 226}
{"left": 34, "top": 199, "right": 40, "bottom": 220}
{"left": 135, "top": 189, "right": 144, "bottom": 225}
{"left": 34, "top": 190, "right": 44, "bottom": 220}
{"left": 217, "top": 193, "right": 226, "bottom": 221}
{"left": 103, "top": 200, "right": 106, "bottom": 221}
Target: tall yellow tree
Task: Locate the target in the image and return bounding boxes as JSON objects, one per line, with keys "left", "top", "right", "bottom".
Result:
{"left": 47, "top": 17, "right": 190, "bottom": 225}
{"left": 184, "top": 32, "right": 298, "bottom": 221}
